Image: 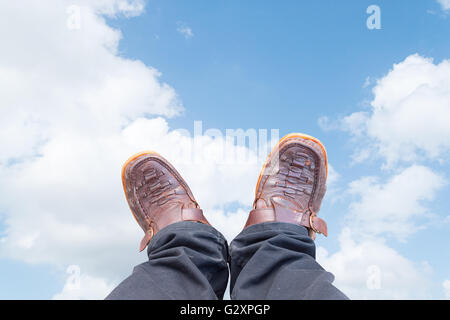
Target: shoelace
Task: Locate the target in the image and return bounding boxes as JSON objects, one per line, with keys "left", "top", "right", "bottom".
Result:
{"left": 273, "top": 149, "right": 315, "bottom": 199}
{"left": 140, "top": 168, "right": 178, "bottom": 206}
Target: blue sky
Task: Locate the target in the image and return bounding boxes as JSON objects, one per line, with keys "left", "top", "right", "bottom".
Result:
{"left": 0, "top": 0, "right": 450, "bottom": 299}
{"left": 111, "top": 0, "right": 450, "bottom": 297}
{"left": 110, "top": 0, "right": 450, "bottom": 131}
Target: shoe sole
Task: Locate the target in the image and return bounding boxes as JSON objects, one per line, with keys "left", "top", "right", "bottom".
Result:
{"left": 254, "top": 133, "right": 328, "bottom": 199}
{"left": 121, "top": 151, "right": 197, "bottom": 227}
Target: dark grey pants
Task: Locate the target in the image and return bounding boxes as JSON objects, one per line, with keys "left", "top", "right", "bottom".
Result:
{"left": 105, "top": 221, "right": 348, "bottom": 300}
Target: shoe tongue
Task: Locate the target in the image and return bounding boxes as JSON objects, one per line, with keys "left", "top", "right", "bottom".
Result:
{"left": 185, "top": 201, "right": 197, "bottom": 209}
{"left": 255, "top": 198, "right": 268, "bottom": 209}
{"left": 159, "top": 201, "right": 184, "bottom": 214}
{"left": 255, "top": 196, "right": 306, "bottom": 212}
{"left": 271, "top": 196, "right": 306, "bottom": 212}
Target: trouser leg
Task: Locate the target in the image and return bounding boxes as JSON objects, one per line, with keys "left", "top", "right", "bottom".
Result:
{"left": 106, "top": 221, "right": 229, "bottom": 300}
{"left": 229, "top": 222, "right": 348, "bottom": 300}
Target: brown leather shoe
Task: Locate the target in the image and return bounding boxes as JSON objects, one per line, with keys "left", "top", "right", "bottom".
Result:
{"left": 122, "top": 151, "right": 209, "bottom": 251}
{"left": 244, "top": 133, "right": 328, "bottom": 239}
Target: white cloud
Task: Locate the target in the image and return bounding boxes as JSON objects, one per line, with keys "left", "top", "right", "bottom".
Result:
{"left": 347, "top": 165, "right": 446, "bottom": 241}
{"left": 53, "top": 271, "right": 116, "bottom": 300}
{"left": 317, "top": 228, "right": 432, "bottom": 299}
{"left": 177, "top": 24, "right": 194, "bottom": 39}
{"left": 317, "top": 165, "right": 444, "bottom": 298}
{"left": 0, "top": 115, "right": 261, "bottom": 281}
{"left": 443, "top": 280, "right": 450, "bottom": 299}
{"left": 317, "top": 54, "right": 450, "bottom": 299}
{"left": 0, "top": 0, "right": 258, "bottom": 298}
{"left": 437, "top": 0, "right": 450, "bottom": 11}
{"left": 207, "top": 208, "right": 249, "bottom": 242}
{"left": 1, "top": 1, "right": 446, "bottom": 301}
{"left": 0, "top": 1, "right": 182, "bottom": 165}
{"left": 341, "top": 54, "right": 450, "bottom": 167}
{"left": 326, "top": 164, "right": 340, "bottom": 187}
